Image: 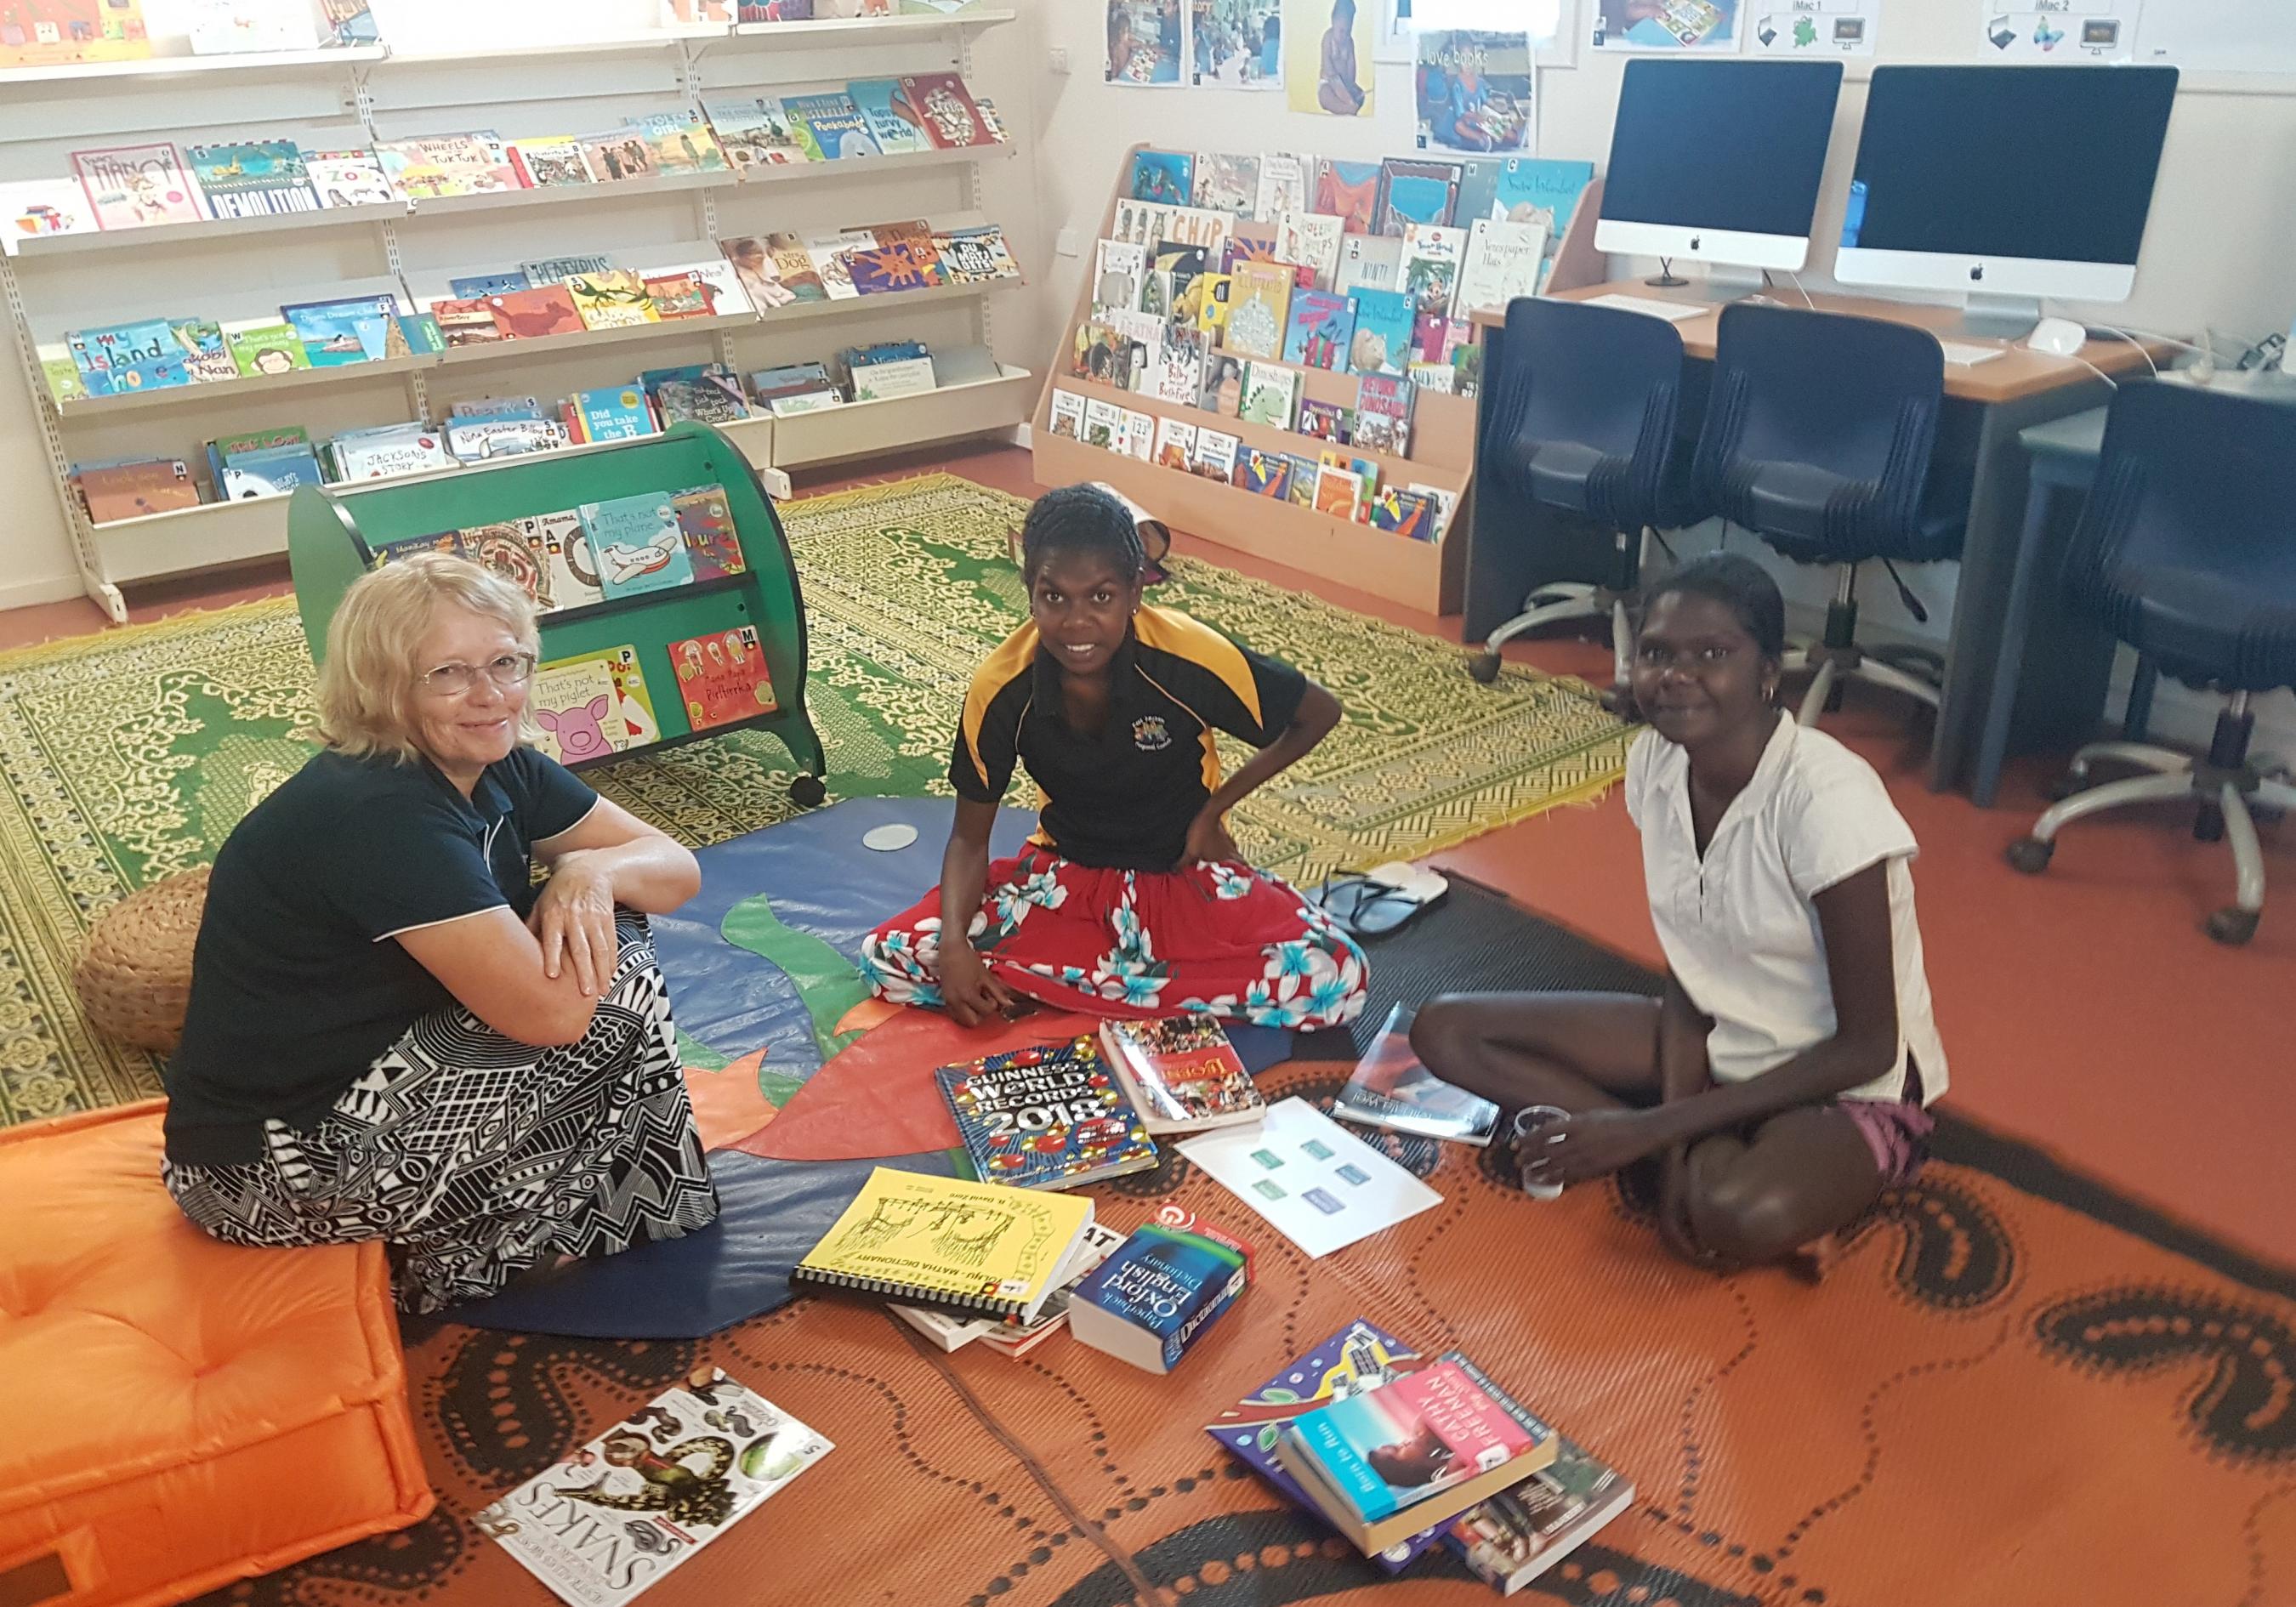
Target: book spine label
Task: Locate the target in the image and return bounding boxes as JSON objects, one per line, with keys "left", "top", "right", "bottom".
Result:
{"left": 1295, "top": 1415, "right": 1398, "bottom": 1521}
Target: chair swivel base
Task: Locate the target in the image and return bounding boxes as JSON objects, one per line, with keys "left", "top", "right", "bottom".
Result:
{"left": 1783, "top": 644, "right": 1941, "bottom": 730}
{"left": 1473, "top": 584, "right": 1634, "bottom": 699}
{"left": 2006, "top": 741, "right": 2296, "bottom": 945}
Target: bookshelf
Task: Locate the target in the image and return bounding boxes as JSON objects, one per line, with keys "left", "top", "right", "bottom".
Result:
{"left": 288, "top": 422, "right": 829, "bottom": 803}
{"left": 0, "top": 11, "right": 1030, "bottom": 622}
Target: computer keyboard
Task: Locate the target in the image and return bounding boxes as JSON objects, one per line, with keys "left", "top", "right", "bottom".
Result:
{"left": 1938, "top": 340, "right": 2009, "bottom": 367}
{"left": 1585, "top": 292, "right": 1704, "bottom": 322}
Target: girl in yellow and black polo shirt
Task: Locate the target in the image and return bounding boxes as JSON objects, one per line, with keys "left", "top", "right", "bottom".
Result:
{"left": 861, "top": 483, "right": 1368, "bottom": 1031}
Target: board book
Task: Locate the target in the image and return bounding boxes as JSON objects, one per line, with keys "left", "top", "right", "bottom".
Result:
{"left": 1098, "top": 1017, "right": 1265, "bottom": 1134}
{"left": 935, "top": 1035, "right": 1158, "bottom": 1190}
{"left": 790, "top": 1165, "right": 1096, "bottom": 1324}
{"left": 669, "top": 625, "right": 778, "bottom": 730}
{"left": 581, "top": 492, "right": 692, "bottom": 599}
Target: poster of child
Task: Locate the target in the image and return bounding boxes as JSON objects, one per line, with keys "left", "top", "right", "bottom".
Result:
{"left": 1283, "top": 0, "right": 1374, "bottom": 116}
{"left": 1106, "top": 0, "right": 1185, "bottom": 82}
{"left": 1414, "top": 30, "right": 1533, "bottom": 151}
{"left": 1189, "top": 0, "right": 1283, "bottom": 87}
{"left": 1594, "top": 0, "right": 1741, "bottom": 51}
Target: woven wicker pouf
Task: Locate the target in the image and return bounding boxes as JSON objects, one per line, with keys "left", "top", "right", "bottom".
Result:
{"left": 74, "top": 867, "right": 209, "bottom": 1053}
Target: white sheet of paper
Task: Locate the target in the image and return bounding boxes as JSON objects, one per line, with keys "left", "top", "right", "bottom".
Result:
{"left": 1178, "top": 1098, "right": 1442, "bottom": 1258}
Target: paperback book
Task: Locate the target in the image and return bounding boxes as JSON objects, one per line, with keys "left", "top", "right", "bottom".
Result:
{"left": 1191, "top": 151, "right": 1259, "bottom": 217}
{"left": 900, "top": 72, "right": 997, "bottom": 149}
{"left": 1067, "top": 1222, "right": 1251, "bottom": 1375}
{"left": 462, "top": 523, "right": 548, "bottom": 607}
{"left": 305, "top": 148, "right": 395, "bottom": 207}
{"left": 281, "top": 295, "right": 403, "bottom": 366}
{"left": 1448, "top": 1435, "right": 1636, "bottom": 1597}
{"left": 1374, "top": 157, "right": 1463, "bottom": 236}
{"left": 1223, "top": 260, "right": 1293, "bottom": 361}
{"left": 1238, "top": 446, "right": 1291, "bottom": 498}
{"left": 1273, "top": 211, "right": 1344, "bottom": 292}
{"left": 849, "top": 77, "right": 928, "bottom": 153}
{"left": 934, "top": 224, "right": 1020, "bottom": 283}
{"left": 1283, "top": 290, "right": 1356, "bottom": 371}
{"left": 1253, "top": 152, "right": 1308, "bottom": 219}
{"left": 1098, "top": 1017, "right": 1265, "bottom": 1134}
{"left": 670, "top": 625, "right": 778, "bottom": 730}
{"left": 184, "top": 141, "right": 318, "bottom": 218}
{"left": 1456, "top": 217, "right": 1548, "bottom": 318}
{"left": 1312, "top": 157, "right": 1382, "bottom": 234}
{"left": 1368, "top": 486, "right": 1440, "bottom": 542}
{"left": 1333, "top": 1003, "right": 1498, "bottom": 1144}
{"left": 1352, "top": 375, "right": 1412, "bottom": 455}
{"left": 1236, "top": 361, "right": 1298, "bottom": 429}
{"left": 1335, "top": 233, "right": 1404, "bottom": 297}
{"left": 1151, "top": 414, "right": 1196, "bottom": 471}
{"left": 1190, "top": 426, "right": 1240, "bottom": 483}
{"left": 1049, "top": 389, "right": 1086, "bottom": 439}
{"left": 72, "top": 143, "right": 208, "bottom": 230}
{"left": 523, "top": 509, "right": 605, "bottom": 609}
{"left": 474, "top": 1371, "right": 830, "bottom": 1607}
{"left": 936, "top": 1035, "right": 1158, "bottom": 1190}
{"left": 1298, "top": 399, "right": 1352, "bottom": 445}
{"left": 221, "top": 319, "right": 308, "bottom": 377}
{"left": 507, "top": 136, "right": 596, "bottom": 188}
{"left": 1130, "top": 149, "right": 1194, "bottom": 206}
{"left": 784, "top": 93, "right": 880, "bottom": 160}
{"left": 702, "top": 95, "right": 810, "bottom": 168}
{"left": 1397, "top": 224, "right": 1466, "bottom": 321}
{"left": 1347, "top": 289, "right": 1416, "bottom": 378}
{"left": 567, "top": 270, "right": 659, "bottom": 331}
{"left": 486, "top": 287, "right": 584, "bottom": 338}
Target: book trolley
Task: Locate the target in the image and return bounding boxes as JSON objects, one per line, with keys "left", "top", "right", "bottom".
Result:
{"left": 1031, "top": 142, "right": 1605, "bottom": 617}
{"left": 287, "top": 421, "right": 828, "bottom": 804}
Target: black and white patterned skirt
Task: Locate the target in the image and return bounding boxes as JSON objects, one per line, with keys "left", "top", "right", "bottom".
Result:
{"left": 162, "top": 913, "right": 719, "bottom": 1315}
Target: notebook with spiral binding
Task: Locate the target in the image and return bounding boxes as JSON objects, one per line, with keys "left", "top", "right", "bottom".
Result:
{"left": 790, "top": 1166, "right": 1095, "bottom": 1324}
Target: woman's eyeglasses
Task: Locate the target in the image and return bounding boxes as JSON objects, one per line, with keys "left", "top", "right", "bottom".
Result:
{"left": 418, "top": 651, "right": 537, "bottom": 696}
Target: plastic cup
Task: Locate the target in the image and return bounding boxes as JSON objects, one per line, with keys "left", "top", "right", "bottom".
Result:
{"left": 1511, "top": 1104, "right": 1571, "bottom": 1200}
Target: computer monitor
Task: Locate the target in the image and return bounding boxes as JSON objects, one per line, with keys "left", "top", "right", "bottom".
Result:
{"left": 1835, "top": 65, "right": 2180, "bottom": 313}
{"left": 1595, "top": 58, "right": 1845, "bottom": 278}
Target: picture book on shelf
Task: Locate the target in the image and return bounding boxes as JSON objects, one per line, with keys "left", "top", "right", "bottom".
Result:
{"left": 1313, "top": 157, "right": 1382, "bottom": 234}
{"left": 935, "top": 223, "right": 1020, "bottom": 283}
{"left": 1335, "top": 234, "right": 1404, "bottom": 297}
{"left": 1488, "top": 158, "right": 1595, "bottom": 292}
{"left": 1375, "top": 157, "right": 1463, "bottom": 236}
{"left": 1154, "top": 328, "right": 1206, "bottom": 406}
{"left": 1068, "top": 1223, "right": 1251, "bottom": 1375}
{"left": 2, "top": 0, "right": 150, "bottom": 66}
{"left": 218, "top": 444, "right": 324, "bottom": 499}
{"left": 1237, "top": 361, "right": 1299, "bottom": 429}
{"left": 1283, "top": 290, "right": 1356, "bottom": 371}
{"left": 486, "top": 286, "right": 583, "bottom": 339}
{"left": 672, "top": 485, "right": 745, "bottom": 581}
{"left": 1191, "top": 427, "right": 1240, "bottom": 484}
{"left": 1456, "top": 217, "right": 1548, "bottom": 318}
{"left": 475, "top": 1371, "right": 829, "bottom": 1607}
{"left": 523, "top": 510, "right": 604, "bottom": 610}
{"left": 785, "top": 93, "right": 880, "bottom": 160}
{"left": 1, "top": 178, "right": 97, "bottom": 241}
{"left": 571, "top": 384, "right": 658, "bottom": 442}
{"left": 603, "top": 645, "right": 660, "bottom": 746}
{"left": 1093, "top": 239, "right": 1146, "bottom": 317}
{"left": 220, "top": 319, "right": 307, "bottom": 376}
{"left": 1352, "top": 374, "right": 1412, "bottom": 454}
{"left": 1313, "top": 459, "right": 1364, "bottom": 522}
{"left": 185, "top": 141, "right": 317, "bottom": 218}
{"left": 670, "top": 625, "right": 778, "bottom": 730}
{"left": 281, "top": 295, "right": 402, "bottom": 366}
{"left": 1129, "top": 150, "right": 1195, "bottom": 207}
{"left": 1273, "top": 211, "right": 1344, "bottom": 292}
{"left": 460, "top": 523, "right": 548, "bottom": 607}
{"left": 702, "top": 94, "right": 810, "bottom": 168}
{"left": 77, "top": 458, "right": 197, "bottom": 524}
{"left": 791, "top": 1165, "right": 1096, "bottom": 1324}
{"left": 847, "top": 77, "right": 926, "bottom": 153}
{"left": 937, "top": 1035, "right": 1157, "bottom": 1190}
{"left": 567, "top": 270, "right": 659, "bottom": 331}
{"left": 582, "top": 492, "right": 692, "bottom": 599}
{"left": 1449, "top": 1434, "right": 1635, "bottom": 1596}
{"left": 848, "top": 235, "right": 943, "bottom": 296}
{"left": 506, "top": 136, "right": 595, "bottom": 188}
{"left": 185, "top": 0, "right": 321, "bottom": 54}
{"left": 520, "top": 253, "right": 615, "bottom": 285}
{"left": 304, "top": 148, "right": 394, "bottom": 208}
{"left": 1398, "top": 224, "right": 1466, "bottom": 320}
{"left": 377, "top": 132, "right": 516, "bottom": 200}
{"left": 1298, "top": 399, "right": 1352, "bottom": 445}
{"left": 331, "top": 423, "right": 452, "bottom": 480}
{"left": 1081, "top": 396, "right": 1123, "bottom": 451}
{"left": 901, "top": 73, "right": 997, "bottom": 149}
{"left": 1191, "top": 152, "right": 1259, "bottom": 217}
{"left": 1205, "top": 1318, "right": 1452, "bottom": 1572}
{"left": 1369, "top": 486, "right": 1439, "bottom": 542}
{"left": 1049, "top": 389, "right": 1086, "bottom": 439}
{"left": 1347, "top": 289, "right": 1415, "bottom": 378}
{"left": 1254, "top": 152, "right": 1309, "bottom": 219}
{"left": 624, "top": 111, "right": 727, "bottom": 175}
{"left": 1099, "top": 1017, "right": 1265, "bottom": 1134}
{"left": 1285, "top": 456, "right": 1321, "bottom": 508}
{"left": 1239, "top": 446, "right": 1292, "bottom": 499}
{"left": 71, "top": 144, "right": 207, "bottom": 230}
{"left": 1151, "top": 414, "right": 1196, "bottom": 471}
{"left": 367, "top": 531, "right": 462, "bottom": 566}
{"left": 642, "top": 271, "right": 713, "bottom": 319}
{"left": 1197, "top": 351, "right": 1243, "bottom": 416}
{"left": 1223, "top": 260, "right": 1293, "bottom": 361}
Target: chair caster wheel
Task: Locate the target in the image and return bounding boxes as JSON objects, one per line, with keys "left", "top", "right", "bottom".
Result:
{"left": 2205, "top": 907, "right": 2259, "bottom": 945}
{"left": 2043, "top": 771, "right": 2089, "bottom": 804}
{"left": 2005, "top": 838, "right": 2054, "bottom": 875}
{"left": 789, "top": 775, "right": 827, "bottom": 809}
{"left": 1468, "top": 652, "right": 1503, "bottom": 684}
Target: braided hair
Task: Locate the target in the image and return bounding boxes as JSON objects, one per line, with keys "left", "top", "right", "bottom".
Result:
{"left": 1640, "top": 553, "right": 1786, "bottom": 662}
{"left": 1020, "top": 483, "right": 1147, "bottom": 586}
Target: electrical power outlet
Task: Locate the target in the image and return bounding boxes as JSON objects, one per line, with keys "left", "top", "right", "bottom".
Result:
{"left": 1055, "top": 227, "right": 1082, "bottom": 258}
{"left": 1049, "top": 44, "right": 1071, "bottom": 73}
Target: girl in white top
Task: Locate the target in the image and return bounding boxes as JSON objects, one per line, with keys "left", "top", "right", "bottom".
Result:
{"left": 1413, "top": 554, "right": 1946, "bottom": 1270}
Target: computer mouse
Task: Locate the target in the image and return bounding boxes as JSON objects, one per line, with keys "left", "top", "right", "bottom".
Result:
{"left": 2026, "top": 317, "right": 2089, "bottom": 357}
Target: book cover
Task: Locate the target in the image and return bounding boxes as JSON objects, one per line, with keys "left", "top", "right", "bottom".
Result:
{"left": 893, "top": 1219, "right": 1127, "bottom": 1355}
{"left": 1398, "top": 223, "right": 1467, "bottom": 321}
{"left": 572, "top": 384, "right": 659, "bottom": 442}
{"left": 647, "top": 366, "right": 749, "bottom": 425}
{"left": 1190, "top": 427, "right": 1240, "bottom": 484}
{"left": 221, "top": 319, "right": 308, "bottom": 377}
{"left": 1191, "top": 272, "right": 1234, "bottom": 342}
{"left": 1099, "top": 1017, "right": 1265, "bottom": 1134}
{"left": 1196, "top": 349, "right": 1242, "bottom": 415}
{"left": 218, "top": 443, "right": 324, "bottom": 499}
{"left": 1081, "top": 396, "right": 1123, "bottom": 451}
{"left": 184, "top": 140, "right": 317, "bottom": 219}
{"left": 784, "top": 93, "right": 880, "bottom": 160}
{"left": 1456, "top": 216, "right": 1548, "bottom": 319}
{"left": 505, "top": 135, "right": 594, "bottom": 188}
{"left": 523, "top": 509, "right": 604, "bottom": 610}
{"left": 653, "top": 256, "right": 749, "bottom": 315}
{"left": 185, "top": 0, "right": 320, "bottom": 54}
{"left": 1093, "top": 239, "right": 1145, "bottom": 318}
{"left": 1130, "top": 149, "right": 1194, "bottom": 206}
{"left": 72, "top": 143, "right": 207, "bottom": 230}
{"left": 1352, "top": 373, "right": 1412, "bottom": 454}
{"left": 1449, "top": 1435, "right": 1637, "bottom": 1595}
{"left": 1120, "top": 407, "right": 1155, "bottom": 463}
{"left": 77, "top": 458, "right": 198, "bottom": 523}
{"left": 805, "top": 228, "right": 874, "bottom": 299}
{"left": 475, "top": 1371, "right": 829, "bottom": 1607}
{"left": 378, "top": 132, "right": 516, "bottom": 200}
{"left": 1151, "top": 413, "right": 1196, "bottom": 471}
{"left": 446, "top": 415, "right": 565, "bottom": 461}
{"left": 577, "top": 128, "right": 654, "bottom": 182}
{"left": 486, "top": 286, "right": 583, "bottom": 338}
{"left": 1334, "top": 1002, "right": 1498, "bottom": 1144}
{"left": 519, "top": 253, "right": 614, "bottom": 285}
{"left": 899, "top": 72, "right": 995, "bottom": 149}
{"left": 1238, "top": 446, "right": 1291, "bottom": 498}
{"left": 1347, "top": 288, "right": 1415, "bottom": 378}
{"left": 1335, "top": 233, "right": 1404, "bottom": 298}
{"left": 449, "top": 270, "right": 530, "bottom": 299}
{"left": 567, "top": 270, "right": 660, "bottom": 330}
{"left": 792, "top": 1165, "right": 1094, "bottom": 1322}
{"left": 1205, "top": 1319, "right": 1451, "bottom": 1571}
{"left": 1224, "top": 260, "right": 1293, "bottom": 361}
{"left": 933, "top": 223, "right": 1020, "bottom": 284}
{"left": 330, "top": 422, "right": 452, "bottom": 480}
{"left": 1375, "top": 158, "right": 1463, "bottom": 236}
{"left": 461, "top": 522, "right": 548, "bottom": 608}
{"left": 639, "top": 271, "right": 712, "bottom": 320}
{"left": 1049, "top": 389, "right": 1086, "bottom": 440}
{"left": 1490, "top": 158, "right": 1595, "bottom": 292}
{"left": 673, "top": 484, "right": 747, "bottom": 581}
{"left": 2, "top": 0, "right": 149, "bottom": 66}
{"left": 1, "top": 177, "right": 98, "bottom": 241}
{"left": 1298, "top": 399, "right": 1352, "bottom": 445}
{"left": 1153, "top": 327, "right": 1205, "bottom": 406}
{"left": 1283, "top": 453, "right": 1321, "bottom": 509}
{"left": 1273, "top": 211, "right": 1344, "bottom": 292}
{"left": 1313, "top": 460, "right": 1363, "bottom": 522}
{"left": 1191, "top": 151, "right": 1259, "bottom": 217}
{"left": 623, "top": 111, "right": 728, "bottom": 175}
{"left": 582, "top": 491, "right": 692, "bottom": 599}
{"left": 1313, "top": 157, "right": 1381, "bottom": 234}
{"left": 1287, "top": 1354, "right": 1549, "bottom": 1524}
{"left": 848, "top": 77, "right": 928, "bottom": 153}
{"left": 702, "top": 95, "right": 810, "bottom": 168}
{"left": 281, "top": 295, "right": 401, "bottom": 366}
{"left": 1143, "top": 239, "right": 1205, "bottom": 324}
{"left": 1254, "top": 152, "right": 1308, "bottom": 219}
{"left": 1237, "top": 361, "right": 1298, "bottom": 429}
{"left": 848, "top": 354, "right": 936, "bottom": 402}
{"left": 429, "top": 298, "right": 503, "bottom": 346}
{"left": 1282, "top": 290, "right": 1356, "bottom": 371}
{"left": 936, "top": 1035, "right": 1157, "bottom": 1190}
{"left": 367, "top": 530, "right": 463, "bottom": 566}
{"left": 1368, "top": 486, "right": 1438, "bottom": 542}
{"left": 602, "top": 644, "right": 659, "bottom": 747}
{"left": 1069, "top": 1224, "right": 1250, "bottom": 1375}
{"left": 848, "top": 235, "right": 943, "bottom": 295}
{"left": 670, "top": 625, "right": 778, "bottom": 730}
{"left": 304, "top": 148, "right": 394, "bottom": 207}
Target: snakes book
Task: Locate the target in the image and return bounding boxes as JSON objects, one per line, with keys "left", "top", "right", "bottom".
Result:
{"left": 791, "top": 1166, "right": 1096, "bottom": 1323}
{"left": 937, "top": 1035, "right": 1158, "bottom": 1190}
{"left": 474, "top": 1370, "right": 830, "bottom": 1607}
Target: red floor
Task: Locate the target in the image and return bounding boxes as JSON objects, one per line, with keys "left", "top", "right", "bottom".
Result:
{"left": 12, "top": 444, "right": 2289, "bottom": 1269}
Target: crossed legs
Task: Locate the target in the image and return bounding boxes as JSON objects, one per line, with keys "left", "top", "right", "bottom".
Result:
{"left": 1411, "top": 992, "right": 1888, "bottom": 1269}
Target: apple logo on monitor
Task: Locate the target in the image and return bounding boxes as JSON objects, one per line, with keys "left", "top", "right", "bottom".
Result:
{"left": 1689, "top": 235, "right": 1702, "bottom": 251}
{"left": 1969, "top": 264, "right": 1986, "bottom": 281}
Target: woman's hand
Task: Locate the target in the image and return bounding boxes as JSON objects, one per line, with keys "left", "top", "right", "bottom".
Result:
{"left": 1180, "top": 803, "right": 1240, "bottom": 867}
{"left": 527, "top": 851, "right": 619, "bottom": 997}
{"left": 940, "top": 940, "right": 1020, "bottom": 1028}
{"left": 1522, "top": 1108, "right": 1669, "bottom": 1188}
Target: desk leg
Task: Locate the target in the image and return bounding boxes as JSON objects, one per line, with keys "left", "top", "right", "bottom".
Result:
{"left": 1970, "top": 479, "right": 2058, "bottom": 809}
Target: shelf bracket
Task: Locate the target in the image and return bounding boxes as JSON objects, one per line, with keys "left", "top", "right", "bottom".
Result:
{"left": 0, "top": 253, "right": 115, "bottom": 619}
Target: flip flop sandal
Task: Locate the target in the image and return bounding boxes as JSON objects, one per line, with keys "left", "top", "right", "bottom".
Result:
{"left": 1309, "top": 870, "right": 1447, "bottom": 938}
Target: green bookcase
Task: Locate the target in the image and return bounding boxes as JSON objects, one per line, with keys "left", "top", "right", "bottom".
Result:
{"left": 287, "top": 421, "right": 828, "bottom": 806}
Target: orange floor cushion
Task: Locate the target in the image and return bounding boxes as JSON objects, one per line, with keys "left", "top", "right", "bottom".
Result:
{"left": 0, "top": 1100, "right": 434, "bottom": 1607}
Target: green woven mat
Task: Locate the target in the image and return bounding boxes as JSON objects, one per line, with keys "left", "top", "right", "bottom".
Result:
{"left": 0, "top": 470, "right": 1628, "bottom": 1127}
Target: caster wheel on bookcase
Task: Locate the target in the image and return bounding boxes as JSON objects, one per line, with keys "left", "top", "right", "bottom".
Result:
{"left": 789, "top": 775, "right": 827, "bottom": 809}
{"left": 1468, "top": 651, "right": 1503, "bottom": 684}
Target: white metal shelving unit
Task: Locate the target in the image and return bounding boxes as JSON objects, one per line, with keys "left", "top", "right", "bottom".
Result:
{"left": 0, "top": 8, "right": 1028, "bottom": 621}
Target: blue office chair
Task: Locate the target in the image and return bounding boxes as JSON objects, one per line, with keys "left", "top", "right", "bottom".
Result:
{"left": 1692, "top": 302, "right": 1965, "bottom": 729}
{"left": 2006, "top": 382, "right": 2296, "bottom": 945}
{"left": 1469, "top": 296, "right": 1704, "bottom": 693}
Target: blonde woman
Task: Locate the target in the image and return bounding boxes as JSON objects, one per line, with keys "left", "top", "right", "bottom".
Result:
{"left": 162, "top": 554, "right": 716, "bottom": 1314}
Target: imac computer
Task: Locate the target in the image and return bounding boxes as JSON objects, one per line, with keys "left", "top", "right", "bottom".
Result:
{"left": 1836, "top": 65, "right": 2180, "bottom": 337}
{"left": 1595, "top": 57, "right": 1845, "bottom": 289}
